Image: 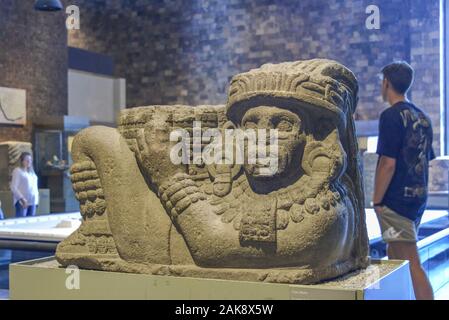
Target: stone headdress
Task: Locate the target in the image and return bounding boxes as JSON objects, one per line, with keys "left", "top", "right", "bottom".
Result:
{"left": 226, "top": 59, "right": 358, "bottom": 131}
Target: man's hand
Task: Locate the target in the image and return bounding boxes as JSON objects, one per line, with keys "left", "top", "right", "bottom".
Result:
{"left": 19, "top": 198, "right": 28, "bottom": 209}
{"left": 373, "top": 155, "right": 396, "bottom": 213}
{"left": 374, "top": 205, "right": 384, "bottom": 215}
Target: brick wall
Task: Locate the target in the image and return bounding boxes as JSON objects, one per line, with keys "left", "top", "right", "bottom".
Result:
{"left": 410, "top": 0, "right": 441, "bottom": 152}
{"left": 0, "top": 0, "right": 68, "bottom": 143}
{"left": 0, "top": 1, "right": 439, "bottom": 150}
{"left": 67, "top": 0, "right": 441, "bottom": 153}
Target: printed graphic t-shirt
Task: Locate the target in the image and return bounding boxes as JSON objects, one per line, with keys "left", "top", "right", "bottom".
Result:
{"left": 376, "top": 101, "right": 436, "bottom": 222}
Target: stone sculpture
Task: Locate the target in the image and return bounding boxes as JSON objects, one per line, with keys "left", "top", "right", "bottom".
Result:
{"left": 56, "top": 59, "right": 369, "bottom": 284}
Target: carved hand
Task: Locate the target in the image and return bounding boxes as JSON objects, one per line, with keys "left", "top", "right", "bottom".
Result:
{"left": 158, "top": 173, "right": 206, "bottom": 219}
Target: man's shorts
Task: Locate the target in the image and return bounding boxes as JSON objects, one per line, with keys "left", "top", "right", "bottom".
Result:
{"left": 376, "top": 206, "right": 421, "bottom": 243}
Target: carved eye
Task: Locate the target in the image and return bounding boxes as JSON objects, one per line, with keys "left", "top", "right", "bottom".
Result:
{"left": 276, "top": 119, "right": 293, "bottom": 132}
{"left": 244, "top": 121, "right": 258, "bottom": 130}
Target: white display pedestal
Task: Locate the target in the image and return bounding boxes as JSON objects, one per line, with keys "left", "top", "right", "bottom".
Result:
{"left": 9, "top": 257, "right": 413, "bottom": 300}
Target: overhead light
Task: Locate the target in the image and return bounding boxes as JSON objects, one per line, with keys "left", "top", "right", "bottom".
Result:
{"left": 34, "top": 0, "right": 63, "bottom": 11}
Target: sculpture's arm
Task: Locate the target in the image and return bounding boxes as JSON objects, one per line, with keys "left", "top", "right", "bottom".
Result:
{"left": 158, "top": 172, "right": 272, "bottom": 267}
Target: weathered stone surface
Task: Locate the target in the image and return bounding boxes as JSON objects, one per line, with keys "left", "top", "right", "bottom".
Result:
{"left": 0, "top": 141, "right": 32, "bottom": 191}
{"left": 56, "top": 59, "right": 369, "bottom": 284}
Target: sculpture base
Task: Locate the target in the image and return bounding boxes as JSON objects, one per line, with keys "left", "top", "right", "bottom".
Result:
{"left": 55, "top": 253, "right": 369, "bottom": 285}
{"left": 9, "top": 257, "right": 413, "bottom": 300}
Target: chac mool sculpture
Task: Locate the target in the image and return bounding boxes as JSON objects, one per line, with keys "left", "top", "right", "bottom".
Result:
{"left": 56, "top": 59, "right": 369, "bottom": 284}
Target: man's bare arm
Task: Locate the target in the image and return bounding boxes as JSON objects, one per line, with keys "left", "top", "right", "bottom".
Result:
{"left": 373, "top": 155, "right": 397, "bottom": 205}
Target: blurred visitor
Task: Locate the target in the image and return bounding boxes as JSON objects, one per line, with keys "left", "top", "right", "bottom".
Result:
{"left": 0, "top": 200, "right": 4, "bottom": 220}
{"left": 10, "top": 152, "right": 39, "bottom": 218}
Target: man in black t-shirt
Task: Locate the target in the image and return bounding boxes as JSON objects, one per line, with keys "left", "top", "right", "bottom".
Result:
{"left": 373, "top": 61, "right": 434, "bottom": 300}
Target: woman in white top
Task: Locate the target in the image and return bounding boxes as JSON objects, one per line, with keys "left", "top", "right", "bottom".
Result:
{"left": 10, "top": 152, "right": 39, "bottom": 217}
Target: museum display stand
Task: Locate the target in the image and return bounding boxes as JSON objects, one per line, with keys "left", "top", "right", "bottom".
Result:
{"left": 9, "top": 258, "right": 413, "bottom": 300}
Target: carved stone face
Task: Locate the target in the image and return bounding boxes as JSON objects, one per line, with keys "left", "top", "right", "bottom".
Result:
{"left": 241, "top": 106, "right": 306, "bottom": 179}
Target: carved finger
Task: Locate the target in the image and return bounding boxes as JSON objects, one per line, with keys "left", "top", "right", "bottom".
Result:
{"left": 170, "top": 207, "right": 179, "bottom": 219}
{"left": 171, "top": 189, "right": 189, "bottom": 204}
{"left": 189, "top": 192, "right": 206, "bottom": 203}
{"left": 209, "top": 195, "right": 224, "bottom": 206}
{"left": 184, "top": 185, "right": 199, "bottom": 195}
{"left": 165, "top": 200, "right": 174, "bottom": 212}
{"left": 164, "top": 179, "right": 196, "bottom": 198}
{"left": 175, "top": 197, "right": 192, "bottom": 214}
{"left": 173, "top": 172, "right": 190, "bottom": 181}
{"left": 165, "top": 181, "right": 187, "bottom": 198}
{"left": 213, "top": 202, "right": 230, "bottom": 215}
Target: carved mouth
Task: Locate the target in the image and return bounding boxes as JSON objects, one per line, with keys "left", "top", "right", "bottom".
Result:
{"left": 252, "top": 165, "right": 276, "bottom": 176}
{"left": 247, "top": 151, "right": 288, "bottom": 178}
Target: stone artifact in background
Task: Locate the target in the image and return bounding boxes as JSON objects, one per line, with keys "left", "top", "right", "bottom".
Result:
{"left": 363, "top": 152, "right": 379, "bottom": 208}
{"left": 0, "top": 141, "right": 32, "bottom": 190}
{"left": 429, "top": 156, "right": 449, "bottom": 193}
{"left": 56, "top": 59, "right": 370, "bottom": 284}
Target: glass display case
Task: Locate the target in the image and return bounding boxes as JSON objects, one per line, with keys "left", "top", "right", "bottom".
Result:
{"left": 33, "top": 116, "right": 89, "bottom": 213}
